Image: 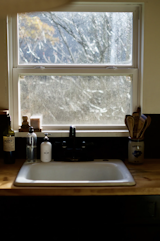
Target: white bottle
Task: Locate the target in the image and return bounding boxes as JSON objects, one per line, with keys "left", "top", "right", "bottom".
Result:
{"left": 40, "top": 133, "right": 52, "bottom": 162}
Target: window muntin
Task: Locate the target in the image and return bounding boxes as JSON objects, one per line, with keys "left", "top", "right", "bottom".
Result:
{"left": 18, "top": 12, "right": 133, "bottom": 65}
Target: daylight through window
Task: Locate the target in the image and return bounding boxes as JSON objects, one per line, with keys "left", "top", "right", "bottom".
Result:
{"left": 9, "top": 3, "right": 141, "bottom": 133}
{"left": 18, "top": 12, "right": 133, "bottom": 65}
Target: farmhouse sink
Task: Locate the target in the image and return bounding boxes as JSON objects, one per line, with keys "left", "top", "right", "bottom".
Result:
{"left": 14, "top": 159, "right": 135, "bottom": 187}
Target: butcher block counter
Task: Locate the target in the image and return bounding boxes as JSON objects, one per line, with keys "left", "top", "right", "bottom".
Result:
{"left": 0, "top": 159, "right": 160, "bottom": 196}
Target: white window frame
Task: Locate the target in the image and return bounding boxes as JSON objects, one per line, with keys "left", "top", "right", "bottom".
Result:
{"left": 7, "top": 2, "right": 143, "bottom": 137}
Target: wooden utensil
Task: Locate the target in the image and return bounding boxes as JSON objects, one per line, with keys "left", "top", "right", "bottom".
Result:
{"left": 127, "top": 115, "right": 134, "bottom": 138}
{"left": 132, "top": 112, "right": 140, "bottom": 138}
{"left": 136, "top": 114, "right": 147, "bottom": 138}
{"left": 137, "top": 106, "right": 141, "bottom": 115}
{"left": 139, "top": 115, "right": 151, "bottom": 138}
{"left": 125, "top": 115, "right": 131, "bottom": 131}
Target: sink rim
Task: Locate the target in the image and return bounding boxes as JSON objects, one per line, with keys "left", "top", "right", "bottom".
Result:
{"left": 14, "top": 159, "right": 136, "bottom": 187}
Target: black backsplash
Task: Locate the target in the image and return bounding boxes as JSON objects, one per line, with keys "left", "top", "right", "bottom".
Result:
{"left": 15, "top": 136, "right": 129, "bottom": 160}
{"left": 0, "top": 114, "right": 159, "bottom": 159}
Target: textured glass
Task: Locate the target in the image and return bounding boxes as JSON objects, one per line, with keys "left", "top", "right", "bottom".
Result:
{"left": 20, "top": 75, "right": 132, "bottom": 125}
{"left": 18, "top": 12, "right": 133, "bottom": 65}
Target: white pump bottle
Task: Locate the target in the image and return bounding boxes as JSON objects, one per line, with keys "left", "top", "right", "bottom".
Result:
{"left": 40, "top": 133, "right": 52, "bottom": 162}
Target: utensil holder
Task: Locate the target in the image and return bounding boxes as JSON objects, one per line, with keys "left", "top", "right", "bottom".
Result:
{"left": 128, "top": 137, "right": 144, "bottom": 164}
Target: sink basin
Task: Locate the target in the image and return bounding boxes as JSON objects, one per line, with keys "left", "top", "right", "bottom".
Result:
{"left": 14, "top": 159, "right": 135, "bottom": 187}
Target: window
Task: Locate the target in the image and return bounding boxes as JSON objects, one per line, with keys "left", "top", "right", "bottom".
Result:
{"left": 8, "top": 2, "right": 142, "bottom": 136}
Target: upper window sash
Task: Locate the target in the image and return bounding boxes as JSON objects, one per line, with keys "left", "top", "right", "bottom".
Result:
{"left": 10, "top": 3, "right": 140, "bottom": 69}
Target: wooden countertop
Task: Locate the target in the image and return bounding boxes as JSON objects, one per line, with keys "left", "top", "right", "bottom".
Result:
{"left": 0, "top": 159, "right": 160, "bottom": 196}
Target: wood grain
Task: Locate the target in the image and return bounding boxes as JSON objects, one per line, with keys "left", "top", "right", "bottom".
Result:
{"left": 0, "top": 159, "right": 160, "bottom": 196}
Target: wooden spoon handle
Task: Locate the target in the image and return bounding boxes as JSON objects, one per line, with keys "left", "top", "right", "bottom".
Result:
{"left": 136, "top": 115, "right": 147, "bottom": 138}
{"left": 139, "top": 116, "right": 151, "bottom": 138}
{"left": 132, "top": 112, "right": 139, "bottom": 138}
{"left": 127, "top": 116, "right": 134, "bottom": 138}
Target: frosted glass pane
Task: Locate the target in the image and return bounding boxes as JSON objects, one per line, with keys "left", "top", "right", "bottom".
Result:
{"left": 18, "top": 12, "right": 133, "bottom": 65}
{"left": 20, "top": 75, "right": 132, "bottom": 125}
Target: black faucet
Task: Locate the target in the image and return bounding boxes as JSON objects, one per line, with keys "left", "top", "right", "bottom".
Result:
{"left": 69, "top": 125, "right": 76, "bottom": 138}
{"left": 69, "top": 125, "right": 77, "bottom": 160}
{"left": 54, "top": 126, "right": 94, "bottom": 162}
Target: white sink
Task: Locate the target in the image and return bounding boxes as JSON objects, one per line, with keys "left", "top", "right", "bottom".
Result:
{"left": 14, "top": 159, "right": 135, "bottom": 187}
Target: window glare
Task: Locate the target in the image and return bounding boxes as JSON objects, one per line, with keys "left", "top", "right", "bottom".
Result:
{"left": 20, "top": 75, "right": 132, "bottom": 125}
{"left": 18, "top": 12, "right": 133, "bottom": 65}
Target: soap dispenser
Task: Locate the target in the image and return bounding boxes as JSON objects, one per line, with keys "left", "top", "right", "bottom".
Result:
{"left": 40, "top": 133, "right": 52, "bottom": 162}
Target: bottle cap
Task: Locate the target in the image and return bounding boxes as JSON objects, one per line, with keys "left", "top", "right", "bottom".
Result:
{"left": 44, "top": 133, "right": 49, "bottom": 141}
{"left": 29, "top": 126, "right": 34, "bottom": 133}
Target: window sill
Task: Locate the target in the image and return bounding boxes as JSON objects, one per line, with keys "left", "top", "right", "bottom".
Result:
{"left": 15, "top": 130, "right": 129, "bottom": 138}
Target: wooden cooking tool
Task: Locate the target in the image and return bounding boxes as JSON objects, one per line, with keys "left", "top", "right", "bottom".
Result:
{"left": 132, "top": 112, "right": 140, "bottom": 138}
{"left": 136, "top": 114, "right": 147, "bottom": 138}
{"left": 125, "top": 115, "right": 131, "bottom": 131}
{"left": 127, "top": 115, "right": 134, "bottom": 138}
{"left": 139, "top": 115, "right": 151, "bottom": 138}
{"left": 137, "top": 106, "right": 141, "bottom": 115}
